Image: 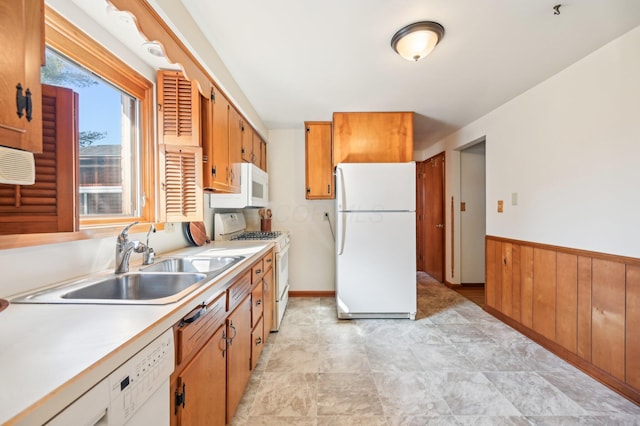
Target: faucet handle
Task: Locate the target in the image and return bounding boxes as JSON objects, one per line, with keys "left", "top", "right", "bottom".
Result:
{"left": 119, "top": 221, "right": 139, "bottom": 241}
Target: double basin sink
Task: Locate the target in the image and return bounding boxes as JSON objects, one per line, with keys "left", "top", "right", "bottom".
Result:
{"left": 12, "top": 255, "right": 245, "bottom": 305}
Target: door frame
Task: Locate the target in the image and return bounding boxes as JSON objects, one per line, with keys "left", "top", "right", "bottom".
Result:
{"left": 416, "top": 151, "right": 445, "bottom": 282}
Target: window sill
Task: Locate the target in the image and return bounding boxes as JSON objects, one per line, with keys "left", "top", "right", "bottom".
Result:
{"left": 0, "top": 223, "right": 166, "bottom": 251}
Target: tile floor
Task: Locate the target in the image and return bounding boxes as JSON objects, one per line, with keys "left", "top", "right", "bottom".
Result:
{"left": 230, "top": 272, "right": 640, "bottom": 425}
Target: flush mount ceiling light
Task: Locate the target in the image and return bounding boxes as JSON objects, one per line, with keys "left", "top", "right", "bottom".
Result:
{"left": 391, "top": 21, "right": 445, "bottom": 62}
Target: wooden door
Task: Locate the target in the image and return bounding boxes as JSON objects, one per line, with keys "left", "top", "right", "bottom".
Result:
{"left": 226, "top": 296, "right": 252, "bottom": 421}
{"left": 177, "top": 326, "right": 226, "bottom": 426}
{"left": 416, "top": 152, "right": 445, "bottom": 282}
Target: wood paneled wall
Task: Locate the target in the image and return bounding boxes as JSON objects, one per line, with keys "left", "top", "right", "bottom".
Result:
{"left": 485, "top": 236, "right": 640, "bottom": 404}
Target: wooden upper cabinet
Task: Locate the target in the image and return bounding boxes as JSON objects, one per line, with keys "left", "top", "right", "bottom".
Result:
{"left": 259, "top": 137, "right": 267, "bottom": 171}
{"left": 245, "top": 126, "right": 267, "bottom": 171}
{"left": 228, "top": 105, "right": 242, "bottom": 191}
{"left": 208, "top": 86, "right": 231, "bottom": 192}
{"left": 241, "top": 121, "right": 253, "bottom": 163}
{"left": 0, "top": 0, "right": 44, "bottom": 153}
{"left": 305, "top": 121, "right": 334, "bottom": 199}
{"left": 157, "top": 70, "right": 200, "bottom": 147}
{"left": 332, "top": 112, "right": 413, "bottom": 167}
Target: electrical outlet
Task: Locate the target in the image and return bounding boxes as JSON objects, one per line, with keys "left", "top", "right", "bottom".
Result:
{"left": 497, "top": 200, "right": 504, "bottom": 213}
{"left": 165, "top": 222, "right": 175, "bottom": 232}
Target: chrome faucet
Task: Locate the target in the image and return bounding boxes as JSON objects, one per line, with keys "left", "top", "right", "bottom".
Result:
{"left": 143, "top": 223, "right": 156, "bottom": 265}
{"left": 115, "top": 221, "right": 147, "bottom": 274}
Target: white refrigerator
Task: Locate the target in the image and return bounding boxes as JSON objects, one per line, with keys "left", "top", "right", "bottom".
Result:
{"left": 335, "top": 162, "right": 417, "bottom": 320}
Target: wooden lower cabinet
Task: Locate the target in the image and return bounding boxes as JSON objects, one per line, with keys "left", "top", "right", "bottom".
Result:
{"left": 484, "top": 235, "right": 640, "bottom": 405}
{"left": 226, "top": 296, "right": 252, "bottom": 421}
{"left": 170, "top": 250, "right": 274, "bottom": 425}
{"left": 174, "top": 326, "right": 227, "bottom": 426}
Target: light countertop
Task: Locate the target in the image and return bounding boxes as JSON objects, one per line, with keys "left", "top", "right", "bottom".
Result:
{"left": 0, "top": 241, "right": 272, "bottom": 426}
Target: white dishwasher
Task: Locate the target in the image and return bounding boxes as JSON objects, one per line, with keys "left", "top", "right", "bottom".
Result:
{"left": 46, "top": 328, "right": 175, "bottom": 426}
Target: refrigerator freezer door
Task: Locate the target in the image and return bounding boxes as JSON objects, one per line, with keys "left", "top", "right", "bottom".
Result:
{"left": 336, "top": 211, "right": 417, "bottom": 318}
{"left": 336, "top": 162, "right": 416, "bottom": 212}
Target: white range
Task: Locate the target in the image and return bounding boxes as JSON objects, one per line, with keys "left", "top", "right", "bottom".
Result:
{"left": 213, "top": 212, "right": 290, "bottom": 331}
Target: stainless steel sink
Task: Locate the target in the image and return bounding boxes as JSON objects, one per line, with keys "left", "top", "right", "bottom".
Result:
{"left": 11, "top": 272, "right": 208, "bottom": 305}
{"left": 61, "top": 273, "right": 206, "bottom": 301}
{"left": 141, "top": 255, "right": 244, "bottom": 274}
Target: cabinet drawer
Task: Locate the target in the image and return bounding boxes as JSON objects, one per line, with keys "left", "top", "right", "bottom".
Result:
{"left": 263, "top": 251, "right": 274, "bottom": 272}
{"left": 252, "top": 259, "right": 264, "bottom": 283}
{"left": 176, "top": 294, "right": 227, "bottom": 365}
{"left": 251, "top": 316, "right": 264, "bottom": 370}
{"left": 228, "top": 270, "right": 252, "bottom": 312}
{"left": 252, "top": 282, "right": 264, "bottom": 328}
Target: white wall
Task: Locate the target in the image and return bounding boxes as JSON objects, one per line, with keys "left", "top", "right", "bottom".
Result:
{"left": 421, "top": 25, "right": 640, "bottom": 284}
{"left": 267, "top": 129, "right": 335, "bottom": 292}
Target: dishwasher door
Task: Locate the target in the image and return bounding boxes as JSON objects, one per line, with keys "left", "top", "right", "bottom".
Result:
{"left": 46, "top": 329, "right": 174, "bottom": 426}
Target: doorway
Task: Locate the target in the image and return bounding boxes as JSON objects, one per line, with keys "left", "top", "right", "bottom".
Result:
{"left": 459, "top": 141, "right": 486, "bottom": 285}
{"left": 416, "top": 152, "right": 445, "bottom": 282}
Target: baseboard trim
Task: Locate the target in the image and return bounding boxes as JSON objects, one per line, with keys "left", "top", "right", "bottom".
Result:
{"left": 289, "top": 291, "right": 335, "bottom": 298}
{"left": 484, "top": 305, "right": 640, "bottom": 406}
{"left": 460, "top": 282, "right": 485, "bottom": 287}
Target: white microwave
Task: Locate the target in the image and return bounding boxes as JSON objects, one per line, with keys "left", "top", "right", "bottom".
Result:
{"left": 210, "top": 163, "right": 269, "bottom": 208}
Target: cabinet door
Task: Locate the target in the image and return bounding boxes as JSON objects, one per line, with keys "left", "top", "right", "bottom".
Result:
{"left": 157, "top": 70, "right": 200, "bottom": 147}
{"left": 226, "top": 296, "right": 252, "bottom": 421}
{"left": 332, "top": 112, "right": 413, "bottom": 167}
{"left": 259, "top": 139, "right": 267, "bottom": 171}
{"left": 0, "top": 0, "right": 44, "bottom": 153}
{"left": 263, "top": 267, "right": 274, "bottom": 335}
{"left": 305, "top": 121, "right": 334, "bottom": 199}
{"left": 211, "top": 86, "right": 231, "bottom": 192}
{"left": 228, "top": 106, "right": 243, "bottom": 192}
{"left": 251, "top": 130, "right": 261, "bottom": 166}
{"left": 252, "top": 282, "right": 264, "bottom": 329}
{"left": 241, "top": 120, "right": 253, "bottom": 163}
{"left": 251, "top": 316, "right": 264, "bottom": 370}
{"left": 177, "top": 326, "right": 226, "bottom": 426}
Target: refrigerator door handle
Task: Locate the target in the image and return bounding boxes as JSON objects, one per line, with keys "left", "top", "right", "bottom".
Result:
{"left": 337, "top": 212, "right": 347, "bottom": 255}
{"left": 337, "top": 166, "right": 346, "bottom": 211}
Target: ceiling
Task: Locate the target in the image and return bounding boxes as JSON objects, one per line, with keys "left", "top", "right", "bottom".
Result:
{"left": 172, "top": 0, "right": 640, "bottom": 151}
{"left": 68, "top": 1, "right": 640, "bottom": 152}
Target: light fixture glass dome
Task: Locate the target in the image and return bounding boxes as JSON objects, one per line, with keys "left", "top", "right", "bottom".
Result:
{"left": 391, "top": 21, "right": 445, "bottom": 62}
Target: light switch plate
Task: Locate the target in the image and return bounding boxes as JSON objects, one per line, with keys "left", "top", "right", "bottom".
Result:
{"left": 512, "top": 192, "right": 518, "bottom": 206}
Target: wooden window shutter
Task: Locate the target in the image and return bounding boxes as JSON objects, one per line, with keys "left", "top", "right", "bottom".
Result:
{"left": 159, "top": 144, "right": 203, "bottom": 223}
{"left": 157, "top": 70, "right": 200, "bottom": 146}
{"left": 0, "top": 84, "right": 78, "bottom": 234}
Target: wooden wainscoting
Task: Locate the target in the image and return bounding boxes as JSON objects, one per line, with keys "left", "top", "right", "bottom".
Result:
{"left": 485, "top": 236, "right": 640, "bottom": 404}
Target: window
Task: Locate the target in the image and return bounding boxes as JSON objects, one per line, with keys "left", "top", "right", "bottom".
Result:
{"left": 42, "top": 48, "right": 142, "bottom": 218}
{"left": 44, "top": 6, "right": 155, "bottom": 229}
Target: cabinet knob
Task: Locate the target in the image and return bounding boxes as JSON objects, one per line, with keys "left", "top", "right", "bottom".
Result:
{"left": 255, "top": 336, "right": 262, "bottom": 346}
{"left": 256, "top": 299, "right": 262, "bottom": 306}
